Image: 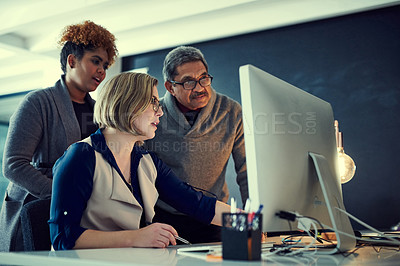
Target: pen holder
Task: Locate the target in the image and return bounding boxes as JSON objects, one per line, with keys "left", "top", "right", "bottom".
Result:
{"left": 222, "top": 213, "right": 262, "bottom": 261}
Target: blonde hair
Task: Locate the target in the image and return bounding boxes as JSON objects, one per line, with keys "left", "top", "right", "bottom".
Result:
{"left": 94, "top": 72, "right": 158, "bottom": 143}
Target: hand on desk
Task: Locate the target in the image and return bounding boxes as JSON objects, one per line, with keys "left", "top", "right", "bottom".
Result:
{"left": 137, "top": 222, "right": 178, "bottom": 248}
{"left": 74, "top": 223, "right": 178, "bottom": 249}
{"left": 262, "top": 232, "right": 267, "bottom": 243}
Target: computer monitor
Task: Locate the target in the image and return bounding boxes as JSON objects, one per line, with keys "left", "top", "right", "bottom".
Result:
{"left": 239, "top": 64, "right": 356, "bottom": 253}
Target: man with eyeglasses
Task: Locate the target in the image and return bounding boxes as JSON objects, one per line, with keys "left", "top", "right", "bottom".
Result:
{"left": 145, "top": 46, "right": 247, "bottom": 244}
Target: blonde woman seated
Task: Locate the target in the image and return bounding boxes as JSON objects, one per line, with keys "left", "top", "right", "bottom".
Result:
{"left": 48, "top": 72, "right": 232, "bottom": 250}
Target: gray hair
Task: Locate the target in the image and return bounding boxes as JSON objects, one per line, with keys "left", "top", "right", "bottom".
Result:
{"left": 162, "top": 46, "right": 209, "bottom": 82}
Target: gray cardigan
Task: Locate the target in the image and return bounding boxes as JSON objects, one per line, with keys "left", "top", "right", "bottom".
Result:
{"left": 0, "top": 76, "right": 95, "bottom": 251}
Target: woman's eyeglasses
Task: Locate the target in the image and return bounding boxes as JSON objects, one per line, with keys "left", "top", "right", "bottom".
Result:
{"left": 150, "top": 96, "right": 162, "bottom": 112}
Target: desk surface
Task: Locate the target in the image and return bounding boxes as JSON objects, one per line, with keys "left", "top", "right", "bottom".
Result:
{"left": 1, "top": 243, "right": 400, "bottom": 266}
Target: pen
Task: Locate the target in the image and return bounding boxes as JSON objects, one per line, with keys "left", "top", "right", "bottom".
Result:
{"left": 175, "top": 235, "right": 191, "bottom": 245}
{"left": 248, "top": 212, "right": 255, "bottom": 225}
{"left": 244, "top": 198, "right": 251, "bottom": 213}
{"left": 249, "top": 204, "right": 263, "bottom": 230}
{"left": 256, "top": 204, "right": 264, "bottom": 214}
{"left": 230, "top": 197, "right": 237, "bottom": 213}
{"left": 146, "top": 222, "right": 191, "bottom": 245}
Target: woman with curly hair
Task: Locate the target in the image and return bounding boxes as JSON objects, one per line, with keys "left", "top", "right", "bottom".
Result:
{"left": 0, "top": 20, "right": 118, "bottom": 251}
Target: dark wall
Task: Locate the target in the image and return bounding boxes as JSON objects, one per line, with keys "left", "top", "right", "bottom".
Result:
{"left": 123, "top": 5, "right": 400, "bottom": 230}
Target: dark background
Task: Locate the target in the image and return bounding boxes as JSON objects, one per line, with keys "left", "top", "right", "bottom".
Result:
{"left": 122, "top": 5, "right": 400, "bottom": 230}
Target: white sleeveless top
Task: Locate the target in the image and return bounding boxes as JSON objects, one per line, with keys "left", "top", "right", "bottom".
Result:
{"left": 80, "top": 137, "right": 159, "bottom": 231}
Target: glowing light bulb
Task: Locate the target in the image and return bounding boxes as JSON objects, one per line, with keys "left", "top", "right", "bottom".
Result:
{"left": 337, "top": 147, "right": 356, "bottom": 184}
{"left": 335, "top": 120, "right": 356, "bottom": 184}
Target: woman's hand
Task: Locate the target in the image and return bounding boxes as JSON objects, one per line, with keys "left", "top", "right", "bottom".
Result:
{"left": 261, "top": 232, "right": 267, "bottom": 242}
{"left": 74, "top": 223, "right": 178, "bottom": 249}
{"left": 134, "top": 223, "right": 178, "bottom": 248}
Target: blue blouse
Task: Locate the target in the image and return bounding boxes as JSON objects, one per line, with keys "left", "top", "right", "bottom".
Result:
{"left": 49, "top": 129, "right": 216, "bottom": 250}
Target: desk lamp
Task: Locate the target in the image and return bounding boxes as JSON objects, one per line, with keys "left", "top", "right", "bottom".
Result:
{"left": 334, "top": 120, "right": 356, "bottom": 184}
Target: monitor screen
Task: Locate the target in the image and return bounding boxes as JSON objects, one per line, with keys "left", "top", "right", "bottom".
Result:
{"left": 239, "top": 64, "right": 355, "bottom": 252}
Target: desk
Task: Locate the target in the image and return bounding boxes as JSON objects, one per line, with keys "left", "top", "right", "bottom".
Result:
{"left": 1, "top": 244, "right": 400, "bottom": 266}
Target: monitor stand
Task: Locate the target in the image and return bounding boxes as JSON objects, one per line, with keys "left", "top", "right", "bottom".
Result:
{"left": 309, "top": 152, "right": 356, "bottom": 254}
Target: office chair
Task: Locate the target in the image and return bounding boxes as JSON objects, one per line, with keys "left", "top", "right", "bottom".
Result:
{"left": 20, "top": 198, "right": 52, "bottom": 251}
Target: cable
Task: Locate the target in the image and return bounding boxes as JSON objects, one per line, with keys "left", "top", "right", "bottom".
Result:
{"left": 321, "top": 207, "right": 400, "bottom": 247}
{"left": 270, "top": 207, "right": 400, "bottom": 261}
{"left": 276, "top": 210, "right": 297, "bottom": 221}
{"left": 264, "top": 216, "right": 321, "bottom": 258}
{"left": 279, "top": 207, "right": 400, "bottom": 247}
{"left": 335, "top": 207, "right": 400, "bottom": 245}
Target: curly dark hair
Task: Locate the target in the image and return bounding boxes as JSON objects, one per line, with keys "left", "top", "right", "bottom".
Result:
{"left": 58, "top": 20, "right": 118, "bottom": 73}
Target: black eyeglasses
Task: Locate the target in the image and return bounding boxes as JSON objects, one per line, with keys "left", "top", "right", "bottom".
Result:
{"left": 150, "top": 96, "right": 162, "bottom": 112}
{"left": 169, "top": 74, "right": 213, "bottom": 90}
